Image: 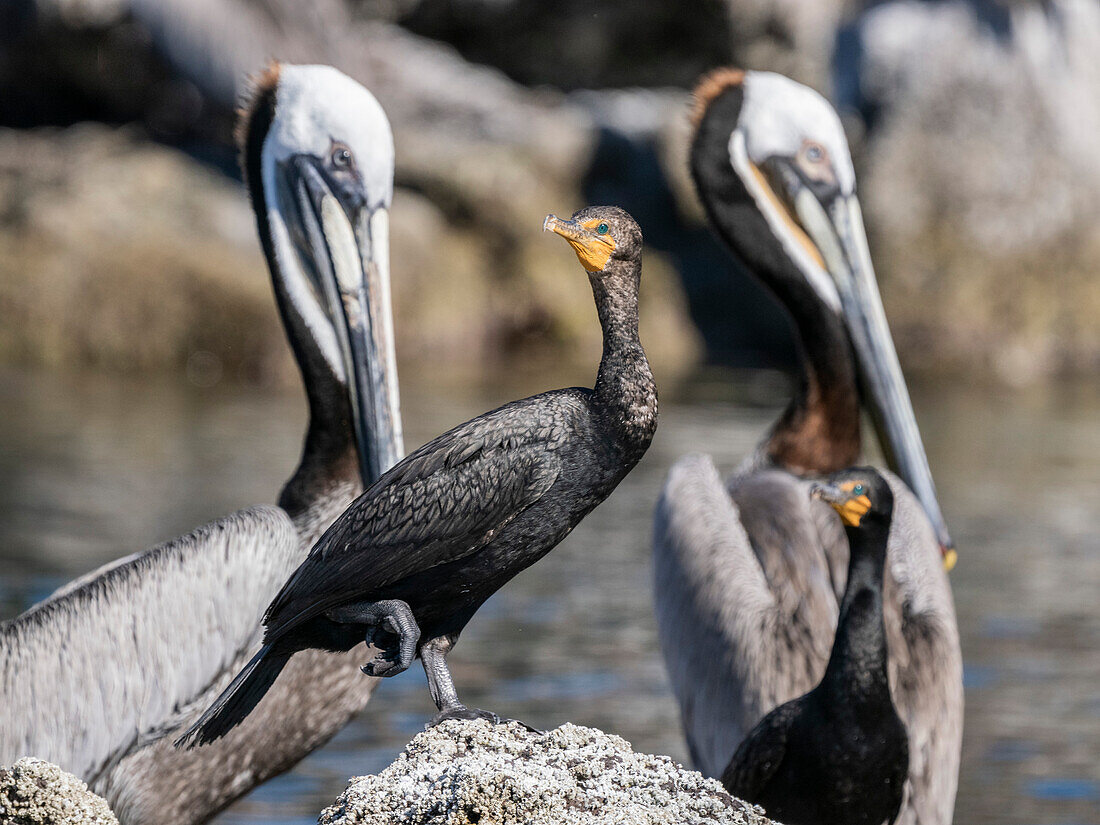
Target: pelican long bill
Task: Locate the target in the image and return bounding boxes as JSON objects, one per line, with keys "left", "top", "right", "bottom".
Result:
{"left": 794, "top": 188, "right": 955, "bottom": 564}
{"left": 281, "top": 155, "right": 403, "bottom": 486}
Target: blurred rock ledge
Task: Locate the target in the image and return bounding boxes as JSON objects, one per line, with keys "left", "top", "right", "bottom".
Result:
{"left": 852, "top": 0, "right": 1100, "bottom": 384}
{"left": 0, "top": 123, "right": 701, "bottom": 385}
{"left": 0, "top": 757, "right": 119, "bottom": 825}
{"left": 1, "top": 0, "right": 703, "bottom": 384}
{"left": 319, "top": 719, "right": 776, "bottom": 825}
{"left": 3, "top": 0, "right": 1099, "bottom": 384}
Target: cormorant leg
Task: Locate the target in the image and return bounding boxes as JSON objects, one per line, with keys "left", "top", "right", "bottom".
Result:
{"left": 421, "top": 637, "right": 542, "bottom": 733}
{"left": 421, "top": 636, "right": 464, "bottom": 714}
{"left": 325, "top": 599, "right": 420, "bottom": 678}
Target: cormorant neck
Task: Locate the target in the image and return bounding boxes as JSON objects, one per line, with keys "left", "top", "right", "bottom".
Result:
{"left": 242, "top": 85, "right": 362, "bottom": 525}
{"left": 591, "top": 259, "right": 657, "bottom": 458}
{"left": 822, "top": 521, "right": 891, "bottom": 702}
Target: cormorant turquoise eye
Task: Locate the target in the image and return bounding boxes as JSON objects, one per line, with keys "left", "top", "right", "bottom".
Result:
{"left": 596, "top": 222, "right": 610, "bottom": 235}
{"left": 852, "top": 484, "right": 865, "bottom": 496}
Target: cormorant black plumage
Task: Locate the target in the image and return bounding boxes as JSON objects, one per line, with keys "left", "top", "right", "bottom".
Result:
{"left": 178, "top": 206, "right": 656, "bottom": 745}
{"left": 721, "top": 467, "right": 909, "bottom": 825}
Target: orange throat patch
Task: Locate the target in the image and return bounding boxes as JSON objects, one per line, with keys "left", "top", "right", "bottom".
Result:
{"left": 569, "top": 219, "right": 616, "bottom": 272}
{"left": 830, "top": 484, "right": 872, "bottom": 527}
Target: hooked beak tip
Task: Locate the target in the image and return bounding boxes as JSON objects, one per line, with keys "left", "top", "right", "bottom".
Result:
{"left": 544, "top": 213, "right": 582, "bottom": 241}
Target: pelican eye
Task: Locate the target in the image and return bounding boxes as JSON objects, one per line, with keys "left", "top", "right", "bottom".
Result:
{"left": 805, "top": 143, "right": 825, "bottom": 163}
{"left": 331, "top": 143, "right": 354, "bottom": 170}
{"left": 852, "top": 484, "right": 865, "bottom": 496}
{"left": 596, "top": 222, "right": 610, "bottom": 236}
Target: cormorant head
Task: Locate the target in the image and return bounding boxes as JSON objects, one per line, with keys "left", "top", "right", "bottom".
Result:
{"left": 811, "top": 466, "right": 894, "bottom": 532}
{"left": 239, "top": 62, "right": 402, "bottom": 487}
{"left": 542, "top": 205, "right": 643, "bottom": 276}
{"left": 691, "top": 69, "right": 955, "bottom": 568}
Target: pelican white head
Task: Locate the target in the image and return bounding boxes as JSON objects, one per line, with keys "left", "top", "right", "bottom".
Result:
{"left": 736, "top": 71, "right": 856, "bottom": 197}
{"left": 261, "top": 65, "right": 395, "bottom": 210}
{"left": 693, "top": 67, "right": 954, "bottom": 558}
{"left": 243, "top": 63, "right": 402, "bottom": 486}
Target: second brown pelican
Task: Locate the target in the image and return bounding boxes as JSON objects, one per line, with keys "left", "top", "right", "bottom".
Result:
{"left": 653, "top": 69, "right": 962, "bottom": 825}
{"left": 1, "top": 63, "right": 402, "bottom": 824}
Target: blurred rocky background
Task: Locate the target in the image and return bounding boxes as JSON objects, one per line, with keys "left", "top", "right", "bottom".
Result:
{"left": 1, "top": 0, "right": 1097, "bottom": 387}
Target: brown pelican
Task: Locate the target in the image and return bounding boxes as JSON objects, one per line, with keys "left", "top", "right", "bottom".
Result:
{"left": 653, "top": 69, "right": 962, "bottom": 825}
{"left": 0, "top": 63, "right": 403, "bottom": 825}
{"left": 721, "top": 468, "right": 909, "bottom": 825}
{"left": 178, "top": 205, "right": 657, "bottom": 744}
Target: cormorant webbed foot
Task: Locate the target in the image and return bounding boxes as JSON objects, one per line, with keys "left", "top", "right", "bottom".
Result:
{"left": 324, "top": 599, "right": 420, "bottom": 677}
{"left": 428, "top": 705, "right": 501, "bottom": 726}
{"left": 427, "top": 705, "right": 543, "bottom": 734}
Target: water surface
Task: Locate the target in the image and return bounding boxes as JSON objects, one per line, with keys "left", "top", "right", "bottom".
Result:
{"left": 1, "top": 367, "right": 1096, "bottom": 824}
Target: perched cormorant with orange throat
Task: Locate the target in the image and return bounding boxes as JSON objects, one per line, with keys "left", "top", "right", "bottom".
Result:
{"left": 179, "top": 206, "right": 657, "bottom": 743}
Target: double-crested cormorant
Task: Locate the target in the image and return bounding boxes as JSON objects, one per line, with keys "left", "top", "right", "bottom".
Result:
{"left": 653, "top": 69, "right": 962, "bottom": 825}
{"left": 721, "top": 467, "right": 909, "bottom": 825}
{"left": 1, "top": 63, "right": 404, "bottom": 824}
{"left": 178, "top": 205, "right": 657, "bottom": 745}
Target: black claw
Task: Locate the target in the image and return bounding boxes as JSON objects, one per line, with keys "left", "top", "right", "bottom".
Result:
{"left": 361, "top": 641, "right": 409, "bottom": 678}
{"left": 362, "top": 659, "right": 402, "bottom": 678}
{"left": 428, "top": 705, "right": 494, "bottom": 726}
{"left": 508, "top": 719, "right": 545, "bottom": 735}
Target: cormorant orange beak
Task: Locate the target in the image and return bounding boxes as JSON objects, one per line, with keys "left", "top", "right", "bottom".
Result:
{"left": 544, "top": 213, "right": 615, "bottom": 272}
{"left": 810, "top": 482, "right": 872, "bottom": 528}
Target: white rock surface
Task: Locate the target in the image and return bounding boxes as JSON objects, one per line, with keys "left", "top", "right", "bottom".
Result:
{"left": 319, "top": 720, "right": 776, "bottom": 825}
{"left": 0, "top": 757, "right": 119, "bottom": 825}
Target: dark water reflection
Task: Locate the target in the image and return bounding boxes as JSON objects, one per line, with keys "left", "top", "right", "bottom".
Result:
{"left": 0, "top": 367, "right": 1097, "bottom": 824}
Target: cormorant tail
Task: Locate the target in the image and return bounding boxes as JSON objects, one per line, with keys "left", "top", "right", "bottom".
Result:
{"left": 174, "top": 644, "right": 290, "bottom": 749}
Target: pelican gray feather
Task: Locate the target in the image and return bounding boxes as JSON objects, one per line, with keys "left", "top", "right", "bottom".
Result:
{"left": 1, "top": 507, "right": 297, "bottom": 781}
{"left": 653, "top": 69, "right": 962, "bottom": 825}
{"left": 0, "top": 63, "right": 403, "bottom": 825}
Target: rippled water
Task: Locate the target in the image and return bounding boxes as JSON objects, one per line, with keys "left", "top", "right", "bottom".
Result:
{"left": 1, "top": 366, "right": 1097, "bottom": 824}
